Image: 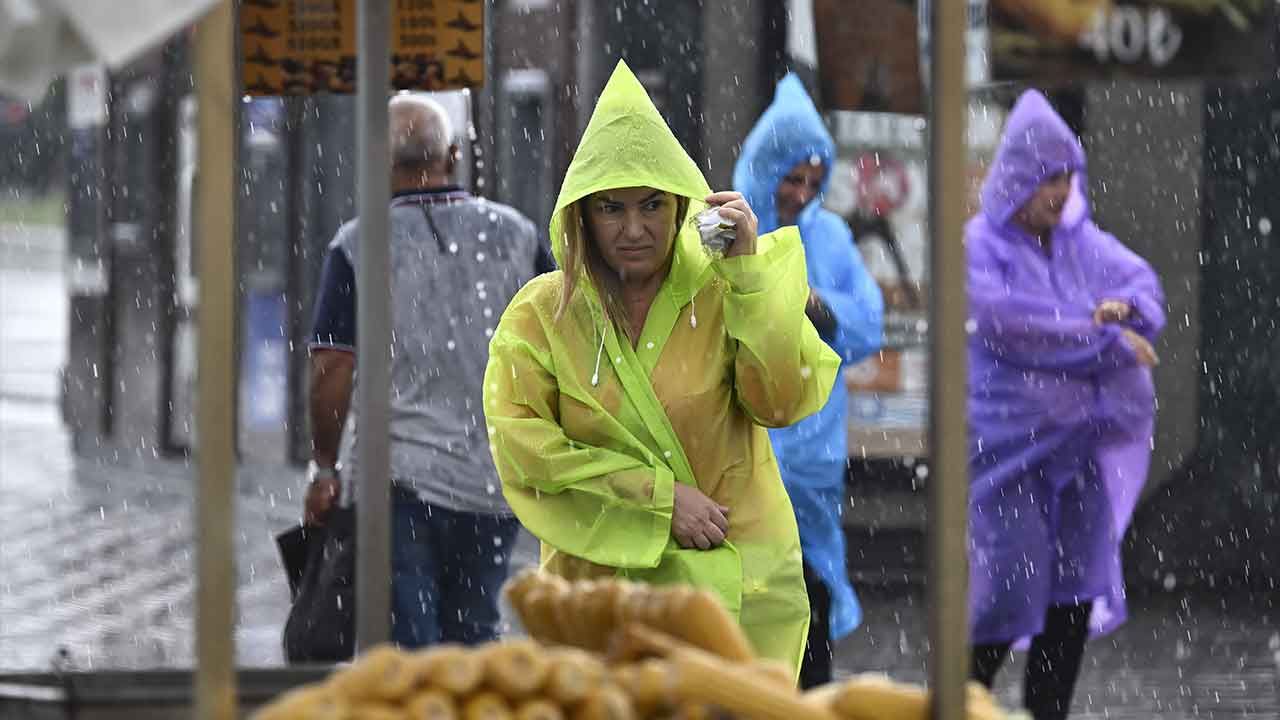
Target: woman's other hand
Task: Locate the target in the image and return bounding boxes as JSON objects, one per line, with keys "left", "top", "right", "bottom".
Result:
{"left": 706, "top": 191, "right": 758, "bottom": 259}
{"left": 1121, "top": 328, "right": 1158, "bottom": 367}
{"left": 1093, "top": 298, "right": 1131, "bottom": 325}
{"left": 672, "top": 483, "right": 731, "bottom": 550}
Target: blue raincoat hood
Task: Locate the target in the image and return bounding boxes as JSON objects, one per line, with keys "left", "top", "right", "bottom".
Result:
{"left": 733, "top": 73, "right": 836, "bottom": 234}
{"left": 981, "top": 89, "right": 1088, "bottom": 229}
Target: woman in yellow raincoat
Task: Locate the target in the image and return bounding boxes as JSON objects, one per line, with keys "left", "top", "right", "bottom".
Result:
{"left": 483, "top": 61, "right": 840, "bottom": 675}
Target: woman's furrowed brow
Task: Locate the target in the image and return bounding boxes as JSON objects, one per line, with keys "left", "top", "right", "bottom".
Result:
{"left": 595, "top": 191, "right": 665, "bottom": 206}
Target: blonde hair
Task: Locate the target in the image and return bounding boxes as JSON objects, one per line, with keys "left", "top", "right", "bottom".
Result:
{"left": 555, "top": 194, "right": 689, "bottom": 343}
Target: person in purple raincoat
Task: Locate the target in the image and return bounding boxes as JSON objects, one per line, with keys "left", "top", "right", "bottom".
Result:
{"left": 966, "top": 90, "right": 1165, "bottom": 720}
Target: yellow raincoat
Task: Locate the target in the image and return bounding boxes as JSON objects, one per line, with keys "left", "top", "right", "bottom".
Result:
{"left": 483, "top": 61, "right": 841, "bottom": 675}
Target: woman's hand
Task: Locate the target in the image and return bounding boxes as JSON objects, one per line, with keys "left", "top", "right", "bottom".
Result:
{"left": 1120, "top": 328, "right": 1158, "bottom": 367}
{"left": 706, "top": 191, "right": 758, "bottom": 258}
{"left": 672, "top": 483, "right": 730, "bottom": 550}
{"left": 1093, "top": 298, "right": 1132, "bottom": 325}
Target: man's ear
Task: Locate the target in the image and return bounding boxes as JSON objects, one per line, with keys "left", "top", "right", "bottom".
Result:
{"left": 446, "top": 144, "right": 460, "bottom": 174}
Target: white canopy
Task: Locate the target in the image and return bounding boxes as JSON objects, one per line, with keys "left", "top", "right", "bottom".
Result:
{"left": 0, "top": 0, "right": 217, "bottom": 100}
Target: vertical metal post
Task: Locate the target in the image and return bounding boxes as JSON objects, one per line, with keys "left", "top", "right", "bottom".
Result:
{"left": 355, "top": 0, "right": 393, "bottom": 651}
{"left": 194, "top": 1, "right": 237, "bottom": 718}
{"left": 285, "top": 97, "right": 310, "bottom": 464}
{"left": 927, "top": 1, "right": 968, "bottom": 719}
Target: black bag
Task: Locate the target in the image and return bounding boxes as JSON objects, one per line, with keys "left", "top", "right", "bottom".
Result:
{"left": 275, "top": 524, "right": 310, "bottom": 598}
{"left": 278, "top": 507, "right": 356, "bottom": 663}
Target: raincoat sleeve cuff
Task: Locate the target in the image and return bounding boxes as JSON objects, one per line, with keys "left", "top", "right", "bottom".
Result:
{"left": 619, "top": 464, "right": 676, "bottom": 569}
{"left": 713, "top": 228, "right": 799, "bottom": 295}
{"left": 1126, "top": 294, "right": 1164, "bottom": 340}
{"left": 652, "top": 464, "right": 675, "bottom": 516}
{"left": 1098, "top": 323, "right": 1139, "bottom": 370}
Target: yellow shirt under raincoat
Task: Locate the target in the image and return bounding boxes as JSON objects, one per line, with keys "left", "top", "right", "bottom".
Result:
{"left": 483, "top": 61, "right": 841, "bottom": 675}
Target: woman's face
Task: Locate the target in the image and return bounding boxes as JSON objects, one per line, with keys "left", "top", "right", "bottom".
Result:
{"left": 1016, "top": 171, "right": 1071, "bottom": 235}
{"left": 776, "top": 160, "right": 824, "bottom": 226}
{"left": 583, "top": 187, "right": 679, "bottom": 284}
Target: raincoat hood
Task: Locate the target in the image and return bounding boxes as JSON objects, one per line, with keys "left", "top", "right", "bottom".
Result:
{"left": 981, "top": 90, "right": 1088, "bottom": 230}
{"left": 733, "top": 73, "right": 836, "bottom": 235}
{"left": 551, "top": 60, "right": 714, "bottom": 305}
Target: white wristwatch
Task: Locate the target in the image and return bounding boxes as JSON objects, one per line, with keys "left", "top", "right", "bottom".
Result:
{"left": 308, "top": 460, "right": 341, "bottom": 483}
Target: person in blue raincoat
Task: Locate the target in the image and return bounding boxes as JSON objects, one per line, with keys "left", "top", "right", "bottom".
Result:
{"left": 733, "top": 74, "right": 884, "bottom": 688}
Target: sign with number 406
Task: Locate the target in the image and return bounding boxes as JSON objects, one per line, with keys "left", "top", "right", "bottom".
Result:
{"left": 991, "top": 0, "right": 1274, "bottom": 81}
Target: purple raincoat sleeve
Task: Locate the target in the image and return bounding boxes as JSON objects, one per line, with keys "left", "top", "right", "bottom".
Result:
{"left": 1096, "top": 232, "right": 1167, "bottom": 342}
{"left": 967, "top": 221, "right": 1139, "bottom": 374}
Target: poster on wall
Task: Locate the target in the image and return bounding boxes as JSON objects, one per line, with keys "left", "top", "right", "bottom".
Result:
{"left": 990, "top": 0, "right": 1275, "bottom": 81}
{"left": 823, "top": 107, "right": 1004, "bottom": 460}
{"left": 824, "top": 113, "right": 931, "bottom": 459}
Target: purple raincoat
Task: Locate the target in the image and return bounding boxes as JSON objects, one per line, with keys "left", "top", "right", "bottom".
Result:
{"left": 966, "top": 90, "right": 1166, "bottom": 645}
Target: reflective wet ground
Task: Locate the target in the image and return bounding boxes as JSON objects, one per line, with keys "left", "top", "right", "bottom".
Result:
{"left": 840, "top": 584, "right": 1278, "bottom": 719}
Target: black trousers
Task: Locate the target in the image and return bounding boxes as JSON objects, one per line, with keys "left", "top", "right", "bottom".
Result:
{"left": 971, "top": 602, "right": 1093, "bottom": 720}
{"left": 799, "top": 558, "right": 832, "bottom": 689}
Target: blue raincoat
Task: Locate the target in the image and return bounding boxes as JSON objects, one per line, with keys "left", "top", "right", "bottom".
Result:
{"left": 733, "top": 74, "right": 884, "bottom": 640}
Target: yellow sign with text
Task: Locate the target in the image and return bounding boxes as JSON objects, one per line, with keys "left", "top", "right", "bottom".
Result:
{"left": 240, "top": 0, "right": 484, "bottom": 96}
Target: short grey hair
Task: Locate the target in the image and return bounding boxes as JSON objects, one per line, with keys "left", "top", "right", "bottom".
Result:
{"left": 389, "top": 94, "right": 453, "bottom": 169}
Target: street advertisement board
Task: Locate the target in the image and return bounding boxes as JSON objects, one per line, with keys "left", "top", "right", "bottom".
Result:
{"left": 990, "top": 0, "right": 1275, "bottom": 80}
{"left": 240, "top": 0, "right": 484, "bottom": 96}
{"left": 824, "top": 108, "right": 1004, "bottom": 459}
{"left": 825, "top": 113, "right": 930, "bottom": 458}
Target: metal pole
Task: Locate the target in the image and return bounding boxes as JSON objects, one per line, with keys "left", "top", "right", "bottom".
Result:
{"left": 284, "top": 97, "right": 310, "bottom": 464}
{"left": 355, "top": 0, "right": 392, "bottom": 651}
{"left": 194, "top": 1, "right": 237, "bottom": 718}
{"left": 927, "top": 0, "right": 968, "bottom": 718}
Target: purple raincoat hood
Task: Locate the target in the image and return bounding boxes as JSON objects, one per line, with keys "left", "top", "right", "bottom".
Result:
{"left": 981, "top": 90, "right": 1087, "bottom": 229}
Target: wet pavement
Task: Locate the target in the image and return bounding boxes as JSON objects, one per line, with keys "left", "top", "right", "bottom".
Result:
{"left": 0, "top": 222, "right": 65, "bottom": 402}
{"left": 2, "top": 222, "right": 1278, "bottom": 717}
{"left": 839, "top": 585, "right": 1279, "bottom": 719}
